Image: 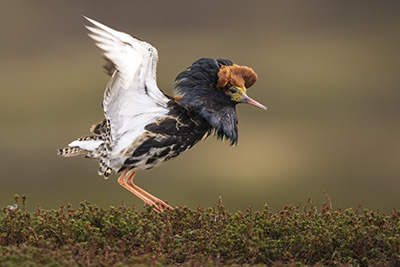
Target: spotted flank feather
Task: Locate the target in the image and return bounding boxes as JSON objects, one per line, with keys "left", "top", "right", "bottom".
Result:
{"left": 90, "top": 119, "right": 108, "bottom": 135}
{"left": 98, "top": 119, "right": 113, "bottom": 178}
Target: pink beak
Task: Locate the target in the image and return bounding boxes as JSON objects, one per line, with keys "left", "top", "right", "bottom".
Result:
{"left": 242, "top": 94, "right": 267, "bottom": 110}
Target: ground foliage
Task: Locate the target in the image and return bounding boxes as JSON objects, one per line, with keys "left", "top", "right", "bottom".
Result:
{"left": 1, "top": 195, "right": 400, "bottom": 266}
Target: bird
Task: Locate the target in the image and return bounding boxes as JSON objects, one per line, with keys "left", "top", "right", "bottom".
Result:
{"left": 58, "top": 17, "right": 266, "bottom": 213}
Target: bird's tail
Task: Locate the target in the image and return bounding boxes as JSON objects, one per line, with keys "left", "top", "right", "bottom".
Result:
{"left": 57, "top": 135, "right": 104, "bottom": 158}
{"left": 57, "top": 146, "right": 90, "bottom": 157}
{"left": 57, "top": 120, "right": 106, "bottom": 158}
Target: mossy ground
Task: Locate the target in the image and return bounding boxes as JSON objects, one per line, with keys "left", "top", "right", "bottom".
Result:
{"left": 1, "top": 195, "right": 400, "bottom": 266}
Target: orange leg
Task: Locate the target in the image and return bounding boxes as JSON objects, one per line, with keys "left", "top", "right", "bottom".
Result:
{"left": 117, "top": 170, "right": 154, "bottom": 207}
{"left": 117, "top": 170, "right": 174, "bottom": 213}
{"left": 125, "top": 172, "right": 174, "bottom": 212}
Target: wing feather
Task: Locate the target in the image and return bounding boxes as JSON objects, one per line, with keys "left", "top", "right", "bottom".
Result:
{"left": 83, "top": 17, "right": 170, "bottom": 167}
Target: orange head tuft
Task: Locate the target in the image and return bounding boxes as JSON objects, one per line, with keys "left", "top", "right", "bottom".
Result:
{"left": 217, "top": 64, "right": 258, "bottom": 90}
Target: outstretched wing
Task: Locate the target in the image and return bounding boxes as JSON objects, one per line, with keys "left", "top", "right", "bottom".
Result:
{"left": 84, "top": 17, "right": 170, "bottom": 154}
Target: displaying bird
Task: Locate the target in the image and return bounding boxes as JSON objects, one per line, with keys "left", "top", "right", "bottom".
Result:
{"left": 58, "top": 17, "right": 266, "bottom": 212}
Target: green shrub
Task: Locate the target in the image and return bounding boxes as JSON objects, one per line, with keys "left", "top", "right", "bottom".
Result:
{"left": 1, "top": 195, "right": 399, "bottom": 266}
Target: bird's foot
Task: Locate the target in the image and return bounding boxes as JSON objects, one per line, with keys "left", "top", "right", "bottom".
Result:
{"left": 144, "top": 198, "right": 174, "bottom": 213}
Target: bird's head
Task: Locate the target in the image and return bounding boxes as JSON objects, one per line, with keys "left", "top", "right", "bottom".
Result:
{"left": 174, "top": 58, "right": 266, "bottom": 145}
{"left": 216, "top": 64, "right": 266, "bottom": 111}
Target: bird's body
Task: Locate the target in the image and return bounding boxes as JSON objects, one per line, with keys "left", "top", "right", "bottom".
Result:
{"left": 58, "top": 17, "right": 266, "bottom": 212}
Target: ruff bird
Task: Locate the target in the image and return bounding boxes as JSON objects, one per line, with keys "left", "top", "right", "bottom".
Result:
{"left": 58, "top": 17, "right": 266, "bottom": 212}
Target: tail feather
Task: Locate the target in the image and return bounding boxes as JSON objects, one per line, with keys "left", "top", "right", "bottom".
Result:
{"left": 77, "top": 135, "right": 104, "bottom": 141}
{"left": 57, "top": 146, "right": 89, "bottom": 157}
{"left": 58, "top": 134, "right": 104, "bottom": 158}
{"left": 58, "top": 119, "right": 111, "bottom": 178}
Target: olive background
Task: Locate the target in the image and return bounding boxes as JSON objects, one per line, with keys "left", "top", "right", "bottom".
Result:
{"left": 1, "top": 1, "right": 399, "bottom": 213}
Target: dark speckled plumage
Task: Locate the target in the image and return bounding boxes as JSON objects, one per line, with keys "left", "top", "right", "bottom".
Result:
{"left": 118, "top": 101, "right": 212, "bottom": 173}
{"left": 174, "top": 58, "right": 239, "bottom": 145}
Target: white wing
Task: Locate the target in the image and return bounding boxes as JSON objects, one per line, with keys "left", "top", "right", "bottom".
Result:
{"left": 84, "top": 17, "right": 170, "bottom": 161}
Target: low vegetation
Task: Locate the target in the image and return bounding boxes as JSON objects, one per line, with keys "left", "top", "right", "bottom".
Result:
{"left": 1, "top": 195, "right": 400, "bottom": 266}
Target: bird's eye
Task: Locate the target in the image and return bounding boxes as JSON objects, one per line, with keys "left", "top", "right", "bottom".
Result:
{"left": 229, "top": 88, "right": 238, "bottom": 94}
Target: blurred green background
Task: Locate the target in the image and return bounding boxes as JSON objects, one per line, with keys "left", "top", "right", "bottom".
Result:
{"left": 1, "top": 1, "right": 399, "bottom": 213}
